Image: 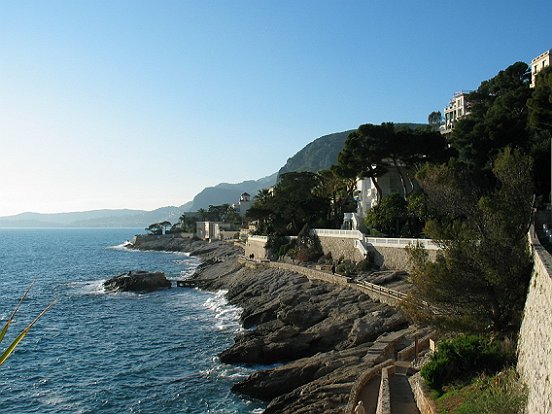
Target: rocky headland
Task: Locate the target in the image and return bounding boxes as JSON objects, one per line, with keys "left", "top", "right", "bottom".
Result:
{"left": 103, "top": 270, "right": 172, "bottom": 292}
{"left": 129, "top": 235, "right": 428, "bottom": 413}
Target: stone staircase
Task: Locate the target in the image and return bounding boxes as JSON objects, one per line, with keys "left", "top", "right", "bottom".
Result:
{"left": 347, "top": 332, "right": 436, "bottom": 414}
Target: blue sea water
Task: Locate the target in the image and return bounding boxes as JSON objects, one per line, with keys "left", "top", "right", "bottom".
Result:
{"left": 0, "top": 228, "right": 264, "bottom": 414}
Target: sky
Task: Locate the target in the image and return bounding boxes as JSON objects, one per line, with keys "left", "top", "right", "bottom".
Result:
{"left": 0, "top": 0, "right": 550, "bottom": 216}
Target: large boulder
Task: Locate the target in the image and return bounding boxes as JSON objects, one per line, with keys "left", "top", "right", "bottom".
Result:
{"left": 103, "top": 271, "right": 171, "bottom": 292}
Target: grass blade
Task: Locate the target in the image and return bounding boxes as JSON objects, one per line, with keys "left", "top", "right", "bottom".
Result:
{"left": 0, "top": 300, "right": 55, "bottom": 367}
{"left": 0, "top": 282, "right": 35, "bottom": 344}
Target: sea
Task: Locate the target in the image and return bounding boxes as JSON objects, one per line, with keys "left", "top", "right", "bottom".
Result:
{"left": 0, "top": 228, "right": 264, "bottom": 414}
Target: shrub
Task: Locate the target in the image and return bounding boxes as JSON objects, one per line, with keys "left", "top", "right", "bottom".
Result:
{"left": 421, "top": 335, "right": 515, "bottom": 393}
{"left": 336, "top": 260, "right": 357, "bottom": 276}
{"left": 355, "top": 259, "right": 371, "bottom": 272}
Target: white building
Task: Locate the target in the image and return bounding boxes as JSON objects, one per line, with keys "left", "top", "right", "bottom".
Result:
{"left": 342, "top": 168, "right": 406, "bottom": 231}
{"left": 440, "top": 91, "right": 471, "bottom": 135}
{"left": 530, "top": 49, "right": 551, "bottom": 88}
{"left": 238, "top": 192, "right": 250, "bottom": 217}
{"left": 196, "top": 221, "right": 221, "bottom": 241}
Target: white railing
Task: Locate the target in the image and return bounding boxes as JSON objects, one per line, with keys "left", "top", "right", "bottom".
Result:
{"left": 355, "top": 239, "right": 368, "bottom": 257}
{"left": 313, "top": 228, "right": 441, "bottom": 251}
{"left": 313, "top": 229, "right": 364, "bottom": 239}
{"left": 364, "top": 237, "right": 441, "bottom": 251}
{"left": 247, "top": 235, "right": 268, "bottom": 243}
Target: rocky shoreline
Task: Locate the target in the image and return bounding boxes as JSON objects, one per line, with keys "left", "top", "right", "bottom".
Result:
{"left": 130, "top": 235, "right": 428, "bottom": 413}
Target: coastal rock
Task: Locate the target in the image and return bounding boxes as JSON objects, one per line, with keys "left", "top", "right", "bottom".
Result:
{"left": 131, "top": 236, "right": 430, "bottom": 413}
{"left": 103, "top": 270, "right": 171, "bottom": 292}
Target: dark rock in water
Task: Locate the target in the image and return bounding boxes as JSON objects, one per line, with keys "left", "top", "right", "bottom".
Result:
{"left": 103, "top": 271, "right": 171, "bottom": 292}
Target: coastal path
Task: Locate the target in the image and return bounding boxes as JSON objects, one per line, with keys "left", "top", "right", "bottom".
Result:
{"left": 239, "top": 257, "right": 434, "bottom": 414}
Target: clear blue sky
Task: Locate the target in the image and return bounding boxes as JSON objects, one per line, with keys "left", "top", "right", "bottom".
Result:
{"left": 0, "top": 0, "right": 550, "bottom": 216}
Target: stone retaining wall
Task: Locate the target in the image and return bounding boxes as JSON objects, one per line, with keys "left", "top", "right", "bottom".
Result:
{"left": 345, "top": 359, "right": 394, "bottom": 414}
{"left": 408, "top": 372, "right": 438, "bottom": 414}
{"left": 517, "top": 225, "right": 552, "bottom": 414}
{"left": 244, "top": 236, "right": 268, "bottom": 260}
{"left": 317, "top": 235, "right": 365, "bottom": 263}
{"left": 376, "top": 365, "right": 393, "bottom": 414}
{"left": 314, "top": 229, "right": 440, "bottom": 270}
{"left": 366, "top": 245, "right": 439, "bottom": 271}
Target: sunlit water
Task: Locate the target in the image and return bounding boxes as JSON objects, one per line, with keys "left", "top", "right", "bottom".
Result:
{"left": 0, "top": 228, "right": 264, "bottom": 414}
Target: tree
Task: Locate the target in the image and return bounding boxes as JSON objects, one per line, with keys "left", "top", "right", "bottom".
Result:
{"left": 145, "top": 223, "right": 162, "bottom": 235}
{"left": 527, "top": 66, "right": 552, "bottom": 200}
{"left": 450, "top": 62, "right": 532, "bottom": 173}
{"left": 246, "top": 172, "right": 330, "bottom": 235}
{"left": 197, "top": 208, "right": 208, "bottom": 221}
{"left": 365, "top": 193, "right": 407, "bottom": 236}
{"left": 316, "top": 167, "right": 357, "bottom": 228}
{"left": 404, "top": 148, "right": 534, "bottom": 335}
{"left": 337, "top": 128, "right": 388, "bottom": 203}
{"left": 428, "top": 111, "right": 443, "bottom": 131}
{"left": 337, "top": 123, "right": 449, "bottom": 201}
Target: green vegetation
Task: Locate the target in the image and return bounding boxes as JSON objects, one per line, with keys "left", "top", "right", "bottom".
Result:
{"left": 337, "top": 122, "right": 449, "bottom": 203}
{"left": 247, "top": 172, "right": 332, "bottom": 236}
{"left": 145, "top": 220, "right": 172, "bottom": 235}
{"left": 421, "top": 335, "right": 514, "bottom": 393}
{"left": 435, "top": 368, "right": 526, "bottom": 414}
{"left": 1, "top": 284, "right": 54, "bottom": 367}
{"left": 405, "top": 148, "right": 534, "bottom": 335}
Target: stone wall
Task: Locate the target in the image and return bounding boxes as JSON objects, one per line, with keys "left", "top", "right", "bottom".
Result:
{"left": 366, "top": 245, "right": 439, "bottom": 271}
{"left": 517, "top": 226, "right": 552, "bottom": 414}
{"left": 408, "top": 372, "right": 438, "bottom": 414}
{"left": 244, "top": 236, "right": 268, "bottom": 260}
{"left": 314, "top": 229, "right": 441, "bottom": 270}
{"left": 376, "top": 365, "right": 393, "bottom": 414}
{"left": 345, "top": 359, "right": 394, "bottom": 414}
{"left": 317, "top": 234, "right": 365, "bottom": 263}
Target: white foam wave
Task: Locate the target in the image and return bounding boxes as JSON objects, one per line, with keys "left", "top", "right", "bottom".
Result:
{"left": 108, "top": 242, "right": 138, "bottom": 252}
{"left": 200, "top": 359, "right": 251, "bottom": 381}
{"left": 203, "top": 290, "right": 242, "bottom": 332}
{"left": 66, "top": 280, "right": 106, "bottom": 296}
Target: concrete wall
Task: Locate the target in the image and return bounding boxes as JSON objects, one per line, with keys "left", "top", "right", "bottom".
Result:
{"left": 517, "top": 226, "right": 552, "bottom": 414}
{"left": 244, "top": 235, "right": 268, "bottom": 259}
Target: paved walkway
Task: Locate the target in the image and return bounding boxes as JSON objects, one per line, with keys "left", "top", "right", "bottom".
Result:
{"left": 359, "top": 375, "right": 380, "bottom": 414}
{"left": 389, "top": 372, "right": 420, "bottom": 414}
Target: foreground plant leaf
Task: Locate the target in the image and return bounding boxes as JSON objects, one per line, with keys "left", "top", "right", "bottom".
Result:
{"left": 0, "top": 283, "right": 55, "bottom": 367}
{"left": 0, "top": 282, "right": 35, "bottom": 344}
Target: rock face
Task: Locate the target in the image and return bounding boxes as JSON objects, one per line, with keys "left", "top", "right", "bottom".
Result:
{"left": 103, "top": 271, "right": 171, "bottom": 292}
{"left": 132, "top": 236, "right": 431, "bottom": 413}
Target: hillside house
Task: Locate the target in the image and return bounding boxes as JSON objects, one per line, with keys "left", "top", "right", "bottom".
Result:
{"left": 530, "top": 49, "right": 551, "bottom": 88}
{"left": 342, "top": 168, "right": 406, "bottom": 231}
{"left": 440, "top": 91, "right": 471, "bottom": 135}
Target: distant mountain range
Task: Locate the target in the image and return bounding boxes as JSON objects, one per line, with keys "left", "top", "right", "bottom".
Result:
{"left": 0, "top": 124, "right": 426, "bottom": 227}
{"left": 0, "top": 207, "right": 183, "bottom": 228}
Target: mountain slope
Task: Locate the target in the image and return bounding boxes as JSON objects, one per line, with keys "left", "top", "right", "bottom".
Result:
{"left": 277, "top": 124, "right": 427, "bottom": 177}
{"left": 186, "top": 173, "right": 278, "bottom": 211}
{"left": 278, "top": 130, "right": 353, "bottom": 176}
